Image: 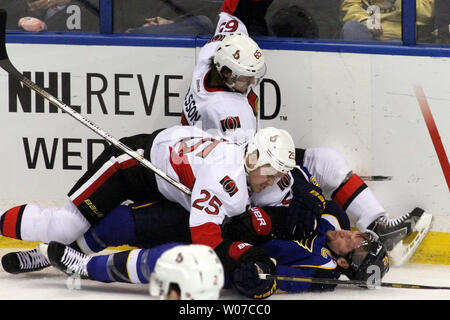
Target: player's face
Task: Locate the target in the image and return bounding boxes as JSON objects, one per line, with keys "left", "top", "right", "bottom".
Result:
{"left": 247, "top": 164, "right": 283, "bottom": 193}
{"left": 326, "top": 230, "right": 367, "bottom": 257}
{"left": 231, "top": 75, "right": 256, "bottom": 93}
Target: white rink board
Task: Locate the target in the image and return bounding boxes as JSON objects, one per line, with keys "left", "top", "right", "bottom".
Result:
{"left": 0, "top": 43, "right": 448, "bottom": 231}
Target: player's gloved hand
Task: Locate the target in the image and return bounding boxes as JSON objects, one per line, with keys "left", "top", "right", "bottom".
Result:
{"left": 232, "top": 246, "right": 277, "bottom": 299}
{"left": 221, "top": 207, "right": 272, "bottom": 244}
{"left": 286, "top": 168, "right": 326, "bottom": 238}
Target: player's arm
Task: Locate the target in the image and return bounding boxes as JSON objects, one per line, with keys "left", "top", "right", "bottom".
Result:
{"left": 215, "top": 2, "right": 249, "bottom": 36}
{"left": 189, "top": 183, "right": 276, "bottom": 299}
{"left": 222, "top": 206, "right": 293, "bottom": 244}
{"left": 286, "top": 165, "right": 327, "bottom": 238}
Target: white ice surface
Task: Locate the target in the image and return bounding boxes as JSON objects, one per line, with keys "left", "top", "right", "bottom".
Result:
{"left": 0, "top": 248, "right": 449, "bottom": 300}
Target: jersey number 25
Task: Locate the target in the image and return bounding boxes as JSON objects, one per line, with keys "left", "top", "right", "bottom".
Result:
{"left": 193, "top": 190, "right": 223, "bottom": 215}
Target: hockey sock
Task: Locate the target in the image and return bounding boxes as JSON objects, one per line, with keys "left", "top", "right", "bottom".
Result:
{"left": 2, "top": 201, "right": 90, "bottom": 244}
{"left": 72, "top": 205, "right": 136, "bottom": 254}
{"left": 0, "top": 205, "right": 26, "bottom": 239}
{"left": 332, "top": 173, "right": 385, "bottom": 230}
{"left": 332, "top": 173, "right": 367, "bottom": 210}
{"left": 87, "top": 249, "right": 150, "bottom": 284}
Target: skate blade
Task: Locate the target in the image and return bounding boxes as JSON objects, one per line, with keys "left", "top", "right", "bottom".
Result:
{"left": 389, "top": 212, "right": 433, "bottom": 266}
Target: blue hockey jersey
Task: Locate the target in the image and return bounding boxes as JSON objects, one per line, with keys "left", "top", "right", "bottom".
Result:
{"left": 260, "top": 204, "right": 349, "bottom": 293}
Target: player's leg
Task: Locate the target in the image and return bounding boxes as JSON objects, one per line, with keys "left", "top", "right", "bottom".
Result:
{"left": 71, "top": 200, "right": 190, "bottom": 255}
{"left": 300, "top": 147, "right": 430, "bottom": 252}
{"left": 1, "top": 201, "right": 90, "bottom": 244}
{"left": 0, "top": 133, "right": 163, "bottom": 273}
{"left": 0, "top": 200, "right": 91, "bottom": 274}
{"left": 67, "top": 133, "right": 163, "bottom": 226}
{"left": 1, "top": 203, "right": 134, "bottom": 274}
{"left": 45, "top": 241, "right": 181, "bottom": 284}
{"left": 69, "top": 205, "right": 136, "bottom": 254}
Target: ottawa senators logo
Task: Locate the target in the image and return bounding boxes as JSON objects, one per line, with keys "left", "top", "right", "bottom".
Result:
{"left": 232, "top": 49, "right": 240, "bottom": 59}
{"left": 220, "top": 175, "right": 238, "bottom": 197}
{"left": 220, "top": 116, "right": 241, "bottom": 132}
{"left": 277, "top": 174, "right": 291, "bottom": 191}
{"left": 270, "top": 135, "right": 279, "bottom": 142}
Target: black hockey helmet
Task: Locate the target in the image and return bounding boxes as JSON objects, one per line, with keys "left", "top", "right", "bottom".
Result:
{"left": 341, "top": 231, "right": 390, "bottom": 283}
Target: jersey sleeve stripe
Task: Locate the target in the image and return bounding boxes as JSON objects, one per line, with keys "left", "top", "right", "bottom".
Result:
{"left": 169, "top": 147, "right": 195, "bottom": 191}
{"left": 190, "top": 222, "right": 223, "bottom": 249}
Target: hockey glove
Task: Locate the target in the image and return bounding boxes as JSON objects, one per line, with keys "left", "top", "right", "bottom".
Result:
{"left": 221, "top": 207, "right": 273, "bottom": 244}
{"left": 232, "top": 246, "right": 277, "bottom": 299}
{"left": 286, "top": 168, "right": 326, "bottom": 238}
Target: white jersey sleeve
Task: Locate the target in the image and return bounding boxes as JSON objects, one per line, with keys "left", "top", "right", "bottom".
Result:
{"left": 214, "top": 12, "right": 249, "bottom": 36}
{"left": 250, "top": 172, "right": 294, "bottom": 207}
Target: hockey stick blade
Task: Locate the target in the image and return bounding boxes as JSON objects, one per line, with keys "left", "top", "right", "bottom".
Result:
{"left": 259, "top": 274, "right": 450, "bottom": 290}
{"left": 0, "top": 10, "right": 191, "bottom": 196}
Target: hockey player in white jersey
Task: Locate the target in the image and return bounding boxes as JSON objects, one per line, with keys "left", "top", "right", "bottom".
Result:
{"left": 1, "top": 125, "right": 298, "bottom": 298}
{"left": 180, "top": 0, "right": 431, "bottom": 264}
{"left": 181, "top": 10, "right": 263, "bottom": 144}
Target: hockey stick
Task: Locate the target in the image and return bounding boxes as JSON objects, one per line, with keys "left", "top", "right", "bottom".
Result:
{"left": 259, "top": 273, "right": 450, "bottom": 290}
{"left": 0, "top": 10, "right": 191, "bottom": 196}
{"left": 360, "top": 175, "right": 393, "bottom": 181}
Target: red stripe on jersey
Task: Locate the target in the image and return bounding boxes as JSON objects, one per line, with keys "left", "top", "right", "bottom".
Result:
{"left": 221, "top": 0, "right": 239, "bottom": 14}
{"left": 169, "top": 147, "right": 195, "bottom": 190}
{"left": 2, "top": 206, "right": 22, "bottom": 239}
{"left": 332, "top": 174, "right": 365, "bottom": 208}
{"left": 190, "top": 222, "right": 223, "bottom": 249}
{"left": 180, "top": 112, "right": 189, "bottom": 125}
{"left": 247, "top": 89, "right": 258, "bottom": 116}
{"left": 72, "top": 157, "right": 139, "bottom": 206}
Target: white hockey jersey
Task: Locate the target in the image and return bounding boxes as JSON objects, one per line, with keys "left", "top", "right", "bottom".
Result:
{"left": 151, "top": 126, "right": 248, "bottom": 247}
{"left": 181, "top": 12, "right": 258, "bottom": 145}
{"left": 150, "top": 126, "right": 293, "bottom": 248}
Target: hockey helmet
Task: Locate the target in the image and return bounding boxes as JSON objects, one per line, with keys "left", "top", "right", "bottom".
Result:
{"left": 245, "top": 127, "right": 296, "bottom": 174}
{"left": 213, "top": 33, "right": 267, "bottom": 90}
{"left": 342, "top": 231, "right": 390, "bottom": 283}
{"left": 149, "top": 244, "right": 224, "bottom": 300}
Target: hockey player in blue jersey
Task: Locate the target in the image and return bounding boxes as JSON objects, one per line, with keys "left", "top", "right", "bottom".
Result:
{"left": 41, "top": 198, "right": 388, "bottom": 298}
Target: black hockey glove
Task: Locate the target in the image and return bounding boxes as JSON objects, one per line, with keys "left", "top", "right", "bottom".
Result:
{"left": 286, "top": 168, "right": 326, "bottom": 238}
{"left": 232, "top": 246, "right": 277, "bottom": 299}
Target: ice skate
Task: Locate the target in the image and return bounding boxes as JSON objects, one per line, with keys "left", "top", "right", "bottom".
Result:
{"left": 47, "top": 241, "right": 91, "bottom": 278}
{"left": 1, "top": 248, "right": 50, "bottom": 274}
{"left": 367, "top": 207, "right": 432, "bottom": 266}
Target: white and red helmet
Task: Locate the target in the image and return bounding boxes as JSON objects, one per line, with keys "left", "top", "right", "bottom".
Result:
{"left": 149, "top": 244, "right": 224, "bottom": 300}
{"left": 213, "top": 33, "right": 267, "bottom": 89}
{"left": 245, "top": 127, "right": 296, "bottom": 174}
